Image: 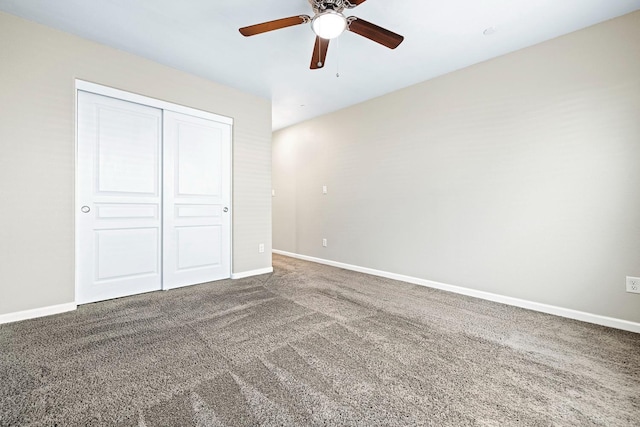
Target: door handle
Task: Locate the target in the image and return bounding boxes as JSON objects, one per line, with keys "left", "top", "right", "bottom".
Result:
{"left": 81, "top": 206, "right": 91, "bottom": 213}
{"left": 223, "top": 207, "right": 229, "bottom": 213}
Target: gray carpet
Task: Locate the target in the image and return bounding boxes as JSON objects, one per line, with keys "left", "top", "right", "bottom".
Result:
{"left": 1, "top": 254, "right": 639, "bottom": 426}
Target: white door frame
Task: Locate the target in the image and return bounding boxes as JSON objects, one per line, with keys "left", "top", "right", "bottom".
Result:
{"left": 74, "top": 80, "right": 234, "bottom": 298}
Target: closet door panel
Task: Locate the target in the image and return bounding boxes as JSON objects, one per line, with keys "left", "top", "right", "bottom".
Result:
{"left": 163, "top": 111, "right": 232, "bottom": 289}
{"left": 77, "top": 91, "right": 163, "bottom": 304}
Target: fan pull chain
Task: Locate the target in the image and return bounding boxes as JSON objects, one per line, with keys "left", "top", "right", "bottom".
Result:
{"left": 317, "top": 37, "right": 323, "bottom": 68}
{"left": 336, "top": 37, "right": 340, "bottom": 78}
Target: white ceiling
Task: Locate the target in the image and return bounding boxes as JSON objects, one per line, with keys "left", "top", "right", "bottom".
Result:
{"left": 1, "top": 0, "right": 639, "bottom": 130}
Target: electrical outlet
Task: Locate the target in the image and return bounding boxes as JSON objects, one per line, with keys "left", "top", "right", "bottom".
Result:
{"left": 627, "top": 276, "right": 640, "bottom": 294}
{"left": 322, "top": 238, "right": 327, "bottom": 247}
{"left": 259, "top": 243, "right": 265, "bottom": 253}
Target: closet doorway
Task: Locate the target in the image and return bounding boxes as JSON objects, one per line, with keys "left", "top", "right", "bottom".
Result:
{"left": 76, "top": 82, "right": 232, "bottom": 304}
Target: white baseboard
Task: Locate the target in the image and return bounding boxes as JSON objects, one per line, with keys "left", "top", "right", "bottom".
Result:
{"left": 0, "top": 302, "right": 77, "bottom": 325}
{"left": 0, "top": 268, "right": 273, "bottom": 324}
{"left": 231, "top": 266, "right": 274, "bottom": 280}
{"left": 273, "top": 249, "right": 640, "bottom": 334}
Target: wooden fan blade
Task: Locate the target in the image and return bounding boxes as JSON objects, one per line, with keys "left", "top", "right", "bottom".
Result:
{"left": 239, "top": 15, "right": 310, "bottom": 36}
{"left": 310, "top": 37, "right": 330, "bottom": 70}
{"left": 347, "top": 0, "right": 367, "bottom": 6}
{"left": 347, "top": 17, "right": 404, "bottom": 49}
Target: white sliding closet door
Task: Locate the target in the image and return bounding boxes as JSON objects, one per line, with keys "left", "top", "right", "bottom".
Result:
{"left": 77, "top": 84, "right": 232, "bottom": 304}
{"left": 162, "top": 111, "right": 231, "bottom": 289}
{"left": 77, "top": 91, "right": 163, "bottom": 304}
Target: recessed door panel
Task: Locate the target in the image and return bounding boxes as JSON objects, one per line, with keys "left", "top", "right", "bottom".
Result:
{"left": 177, "top": 124, "right": 222, "bottom": 197}
{"left": 96, "top": 107, "right": 160, "bottom": 195}
{"left": 176, "top": 226, "right": 221, "bottom": 270}
{"left": 175, "top": 205, "right": 220, "bottom": 218}
{"left": 95, "top": 228, "right": 159, "bottom": 281}
{"left": 96, "top": 204, "right": 158, "bottom": 220}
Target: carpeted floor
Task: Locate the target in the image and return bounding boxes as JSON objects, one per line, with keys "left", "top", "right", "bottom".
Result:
{"left": 1, "top": 254, "right": 639, "bottom": 426}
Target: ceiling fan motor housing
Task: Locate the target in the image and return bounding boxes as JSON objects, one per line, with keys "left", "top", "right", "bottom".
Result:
{"left": 309, "top": 0, "right": 359, "bottom": 15}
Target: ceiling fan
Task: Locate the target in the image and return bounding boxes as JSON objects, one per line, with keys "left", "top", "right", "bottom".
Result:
{"left": 239, "top": 0, "right": 404, "bottom": 70}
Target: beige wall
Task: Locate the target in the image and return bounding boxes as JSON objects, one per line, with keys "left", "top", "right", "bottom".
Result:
{"left": 273, "top": 12, "right": 640, "bottom": 323}
{"left": 0, "top": 12, "right": 272, "bottom": 316}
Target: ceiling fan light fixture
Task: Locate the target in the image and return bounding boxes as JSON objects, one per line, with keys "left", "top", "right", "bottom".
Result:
{"left": 311, "top": 10, "right": 347, "bottom": 39}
